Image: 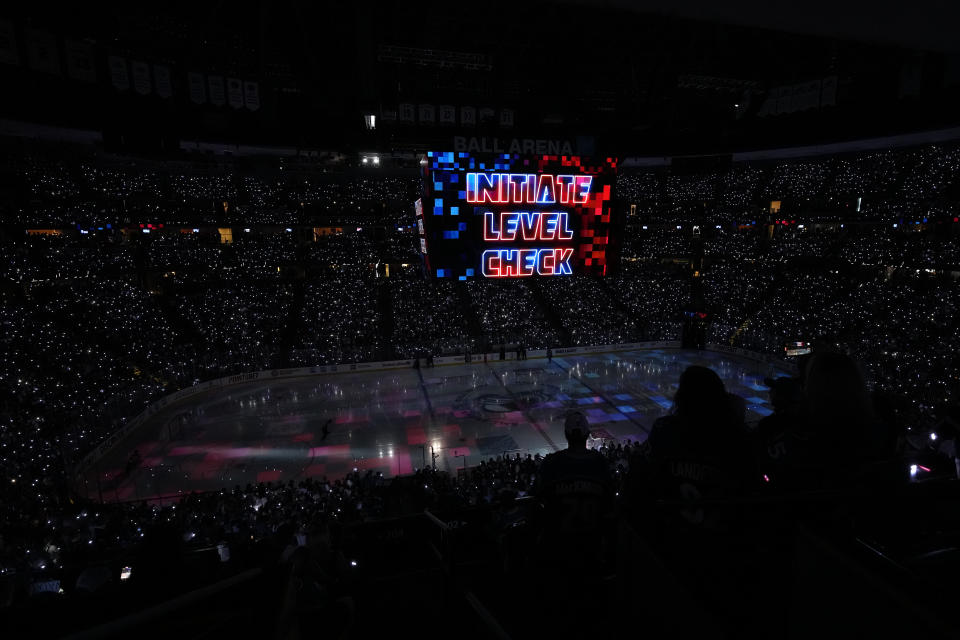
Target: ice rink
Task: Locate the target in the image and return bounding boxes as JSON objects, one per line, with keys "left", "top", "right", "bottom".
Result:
{"left": 84, "top": 348, "right": 793, "bottom": 503}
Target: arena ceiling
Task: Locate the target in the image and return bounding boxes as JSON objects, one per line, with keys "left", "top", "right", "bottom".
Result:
{"left": 1, "top": 1, "right": 959, "bottom": 154}
{"left": 560, "top": 0, "right": 960, "bottom": 53}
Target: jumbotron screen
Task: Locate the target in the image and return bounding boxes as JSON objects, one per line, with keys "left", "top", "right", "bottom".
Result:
{"left": 417, "top": 152, "right": 619, "bottom": 279}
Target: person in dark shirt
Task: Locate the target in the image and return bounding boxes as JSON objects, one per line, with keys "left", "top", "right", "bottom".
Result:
{"left": 801, "top": 351, "right": 902, "bottom": 490}
{"left": 630, "top": 365, "right": 756, "bottom": 530}
{"left": 536, "top": 412, "right": 614, "bottom": 568}
{"left": 756, "top": 376, "right": 804, "bottom": 439}
{"left": 531, "top": 411, "right": 614, "bottom": 636}
{"left": 752, "top": 375, "right": 819, "bottom": 491}
{"left": 628, "top": 366, "right": 766, "bottom": 635}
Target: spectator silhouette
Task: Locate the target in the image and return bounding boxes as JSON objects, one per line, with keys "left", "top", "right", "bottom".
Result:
{"left": 630, "top": 365, "right": 756, "bottom": 529}
{"left": 628, "top": 366, "right": 765, "bottom": 636}
{"left": 801, "top": 351, "right": 900, "bottom": 489}
{"left": 752, "top": 375, "right": 813, "bottom": 492}
{"left": 535, "top": 411, "right": 613, "bottom": 570}
{"left": 530, "top": 411, "right": 614, "bottom": 636}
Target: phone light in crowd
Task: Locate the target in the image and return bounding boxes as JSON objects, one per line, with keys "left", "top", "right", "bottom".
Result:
{"left": 120, "top": 566, "right": 132, "bottom": 581}
{"left": 642, "top": 225, "right": 648, "bottom": 230}
{"left": 676, "top": 225, "right": 682, "bottom": 229}
{"left": 715, "top": 225, "right": 722, "bottom": 229}
{"left": 350, "top": 560, "right": 358, "bottom": 567}
{"left": 364, "top": 114, "right": 376, "bottom": 130}
{"left": 893, "top": 223, "right": 898, "bottom": 228}
{"left": 285, "top": 228, "right": 292, "bottom": 232}
{"left": 244, "top": 228, "right": 250, "bottom": 233}
{"left": 910, "top": 464, "right": 918, "bottom": 479}
{"left": 192, "top": 228, "right": 199, "bottom": 233}
{"left": 930, "top": 432, "right": 938, "bottom": 441}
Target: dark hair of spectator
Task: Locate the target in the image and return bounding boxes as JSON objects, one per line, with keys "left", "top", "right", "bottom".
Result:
{"left": 804, "top": 351, "right": 876, "bottom": 432}
{"left": 672, "top": 365, "right": 736, "bottom": 429}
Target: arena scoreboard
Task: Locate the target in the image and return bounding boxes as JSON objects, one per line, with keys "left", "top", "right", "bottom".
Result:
{"left": 417, "top": 152, "right": 619, "bottom": 279}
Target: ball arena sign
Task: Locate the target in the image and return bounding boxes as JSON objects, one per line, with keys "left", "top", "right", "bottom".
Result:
{"left": 418, "top": 152, "right": 619, "bottom": 279}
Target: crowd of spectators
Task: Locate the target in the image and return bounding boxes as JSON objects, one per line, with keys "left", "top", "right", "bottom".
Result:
{"left": 3, "top": 140, "right": 960, "bottom": 628}
{"left": 0, "top": 431, "right": 643, "bottom": 599}
{"left": 389, "top": 278, "right": 474, "bottom": 357}
{"left": 465, "top": 279, "right": 562, "bottom": 349}
{"left": 291, "top": 278, "right": 381, "bottom": 365}
{"left": 617, "top": 143, "right": 960, "bottom": 222}
{"left": 614, "top": 263, "right": 690, "bottom": 340}
{"left": 539, "top": 276, "right": 641, "bottom": 345}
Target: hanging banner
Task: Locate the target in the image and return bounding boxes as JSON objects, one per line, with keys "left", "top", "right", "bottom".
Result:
{"left": 499, "top": 108, "right": 514, "bottom": 127}
{"left": 153, "top": 64, "right": 172, "bottom": 98}
{"left": 460, "top": 106, "right": 476, "bottom": 126}
{"left": 131, "top": 60, "right": 151, "bottom": 95}
{"left": 418, "top": 103, "right": 435, "bottom": 124}
{"left": 188, "top": 72, "right": 206, "bottom": 104}
{"left": 26, "top": 29, "right": 59, "bottom": 75}
{"left": 439, "top": 105, "right": 456, "bottom": 124}
{"left": 65, "top": 39, "right": 96, "bottom": 83}
{"left": 227, "top": 77, "right": 243, "bottom": 109}
{"left": 399, "top": 103, "right": 415, "bottom": 123}
{"left": 0, "top": 20, "right": 18, "bottom": 66}
{"left": 479, "top": 107, "right": 495, "bottom": 124}
{"left": 208, "top": 75, "right": 226, "bottom": 106}
{"left": 243, "top": 80, "right": 260, "bottom": 111}
{"left": 108, "top": 56, "right": 130, "bottom": 91}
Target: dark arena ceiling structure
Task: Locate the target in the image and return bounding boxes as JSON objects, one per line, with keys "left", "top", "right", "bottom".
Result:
{"left": 1, "top": 1, "right": 959, "bottom": 155}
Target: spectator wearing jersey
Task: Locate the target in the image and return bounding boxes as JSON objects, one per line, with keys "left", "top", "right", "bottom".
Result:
{"left": 757, "top": 376, "right": 804, "bottom": 438}
{"left": 752, "top": 376, "right": 818, "bottom": 492}
{"left": 630, "top": 366, "right": 756, "bottom": 529}
{"left": 628, "top": 366, "right": 765, "bottom": 634}
{"left": 535, "top": 411, "right": 614, "bottom": 571}
{"left": 531, "top": 412, "right": 614, "bottom": 636}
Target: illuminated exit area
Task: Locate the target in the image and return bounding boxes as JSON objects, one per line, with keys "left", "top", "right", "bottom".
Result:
{"left": 418, "top": 152, "right": 620, "bottom": 279}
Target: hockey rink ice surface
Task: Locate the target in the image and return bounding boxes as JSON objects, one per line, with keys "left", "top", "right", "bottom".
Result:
{"left": 87, "top": 349, "right": 794, "bottom": 502}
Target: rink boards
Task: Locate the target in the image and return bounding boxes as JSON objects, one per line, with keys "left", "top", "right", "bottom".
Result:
{"left": 78, "top": 345, "right": 794, "bottom": 503}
